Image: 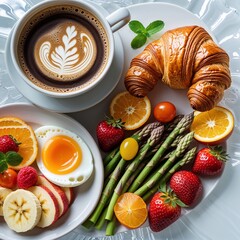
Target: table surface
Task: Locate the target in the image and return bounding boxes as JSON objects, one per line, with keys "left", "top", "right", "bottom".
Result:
{"left": 0, "top": 0, "right": 240, "bottom": 240}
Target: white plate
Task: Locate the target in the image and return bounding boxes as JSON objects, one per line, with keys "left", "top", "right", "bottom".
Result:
{"left": 0, "top": 103, "right": 104, "bottom": 240}
{"left": 66, "top": 2, "right": 227, "bottom": 237}
{"left": 118, "top": 0, "right": 222, "bottom": 217}
{"left": 1, "top": 1, "right": 240, "bottom": 240}
{"left": 4, "top": 8, "right": 124, "bottom": 113}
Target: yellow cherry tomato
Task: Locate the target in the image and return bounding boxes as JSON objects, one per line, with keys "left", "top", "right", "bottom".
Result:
{"left": 120, "top": 138, "right": 139, "bottom": 160}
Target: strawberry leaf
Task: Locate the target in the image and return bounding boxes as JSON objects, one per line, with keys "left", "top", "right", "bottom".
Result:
{"left": 9, "top": 135, "right": 21, "bottom": 145}
{"left": 209, "top": 145, "right": 229, "bottom": 162}
{"left": 106, "top": 116, "right": 125, "bottom": 129}
{"left": 175, "top": 199, "right": 188, "bottom": 208}
{"left": 159, "top": 183, "right": 167, "bottom": 193}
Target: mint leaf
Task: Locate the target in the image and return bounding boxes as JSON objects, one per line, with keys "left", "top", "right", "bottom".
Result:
{"left": 6, "top": 151, "right": 23, "bottom": 166}
{"left": 129, "top": 19, "right": 165, "bottom": 49}
{"left": 0, "top": 152, "right": 5, "bottom": 161}
{"left": 131, "top": 33, "right": 147, "bottom": 49}
{"left": 146, "top": 20, "right": 165, "bottom": 36}
{"left": 129, "top": 20, "right": 145, "bottom": 34}
{"left": 0, "top": 160, "right": 8, "bottom": 173}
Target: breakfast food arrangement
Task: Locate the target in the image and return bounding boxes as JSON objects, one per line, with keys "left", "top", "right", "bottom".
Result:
{"left": 0, "top": 117, "right": 78, "bottom": 232}
{"left": 0, "top": 0, "right": 238, "bottom": 240}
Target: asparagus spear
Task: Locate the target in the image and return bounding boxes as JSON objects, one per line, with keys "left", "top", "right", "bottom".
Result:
{"left": 134, "top": 131, "right": 194, "bottom": 197}
{"left": 95, "top": 207, "right": 108, "bottom": 230}
{"left": 105, "top": 126, "right": 164, "bottom": 221}
{"left": 170, "top": 134, "right": 184, "bottom": 148}
{"left": 103, "top": 116, "right": 181, "bottom": 176}
{"left": 89, "top": 158, "right": 126, "bottom": 224}
{"left": 103, "top": 147, "right": 119, "bottom": 166}
{"left": 142, "top": 147, "right": 197, "bottom": 201}
{"left": 122, "top": 161, "right": 147, "bottom": 193}
{"left": 104, "top": 122, "right": 162, "bottom": 179}
{"left": 163, "top": 114, "right": 184, "bottom": 133}
{"left": 86, "top": 122, "right": 161, "bottom": 225}
{"left": 145, "top": 134, "right": 184, "bottom": 160}
{"left": 104, "top": 151, "right": 122, "bottom": 178}
{"left": 106, "top": 216, "right": 118, "bottom": 236}
{"left": 128, "top": 112, "right": 194, "bottom": 193}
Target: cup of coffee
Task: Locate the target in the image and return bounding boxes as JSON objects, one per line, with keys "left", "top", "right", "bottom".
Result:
{"left": 10, "top": 0, "right": 130, "bottom": 98}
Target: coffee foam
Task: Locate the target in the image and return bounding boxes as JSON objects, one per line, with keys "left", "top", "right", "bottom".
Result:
{"left": 17, "top": 5, "right": 109, "bottom": 94}
{"left": 34, "top": 20, "right": 97, "bottom": 82}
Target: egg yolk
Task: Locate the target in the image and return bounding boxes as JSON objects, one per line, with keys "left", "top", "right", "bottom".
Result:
{"left": 42, "top": 135, "right": 82, "bottom": 175}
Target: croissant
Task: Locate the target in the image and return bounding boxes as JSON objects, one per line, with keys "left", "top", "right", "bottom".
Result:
{"left": 124, "top": 25, "right": 231, "bottom": 112}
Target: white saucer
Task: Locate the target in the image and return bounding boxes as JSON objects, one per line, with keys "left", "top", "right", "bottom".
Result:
{"left": 5, "top": 10, "right": 124, "bottom": 113}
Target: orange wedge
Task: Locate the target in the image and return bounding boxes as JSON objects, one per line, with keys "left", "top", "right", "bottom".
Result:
{"left": 0, "top": 117, "right": 38, "bottom": 169}
{"left": 114, "top": 192, "right": 148, "bottom": 229}
{"left": 110, "top": 91, "right": 151, "bottom": 130}
{"left": 190, "top": 106, "right": 234, "bottom": 145}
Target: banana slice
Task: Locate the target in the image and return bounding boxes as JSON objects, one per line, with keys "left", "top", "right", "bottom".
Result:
{"left": 0, "top": 187, "right": 13, "bottom": 216}
{"left": 3, "top": 189, "right": 42, "bottom": 232}
{"left": 29, "top": 185, "right": 60, "bottom": 228}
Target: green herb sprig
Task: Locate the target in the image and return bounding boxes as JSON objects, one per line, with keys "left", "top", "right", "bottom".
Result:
{"left": 0, "top": 151, "right": 23, "bottom": 172}
{"left": 129, "top": 20, "right": 165, "bottom": 49}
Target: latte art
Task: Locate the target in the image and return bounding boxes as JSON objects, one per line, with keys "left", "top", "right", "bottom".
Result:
{"left": 34, "top": 24, "right": 97, "bottom": 82}
{"left": 17, "top": 5, "right": 109, "bottom": 94}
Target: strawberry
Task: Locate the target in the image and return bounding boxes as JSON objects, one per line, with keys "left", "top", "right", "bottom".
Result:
{"left": 96, "top": 116, "right": 125, "bottom": 152}
{"left": 193, "top": 146, "right": 228, "bottom": 176}
{"left": 148, "top": 186, "right": 185, "bottom": 232}
{"left": 170, "top": 170, "right": 203, "bottom": 206}
{"left": 0, "top": 135, "right": 20, "bottom": 153}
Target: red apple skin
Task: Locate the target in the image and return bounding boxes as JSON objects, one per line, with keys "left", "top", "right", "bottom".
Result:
{"left": 29, "top": 185, "right": 60, "bottom": 227}
{"left": 61, "top": 187, "right": 75, "bottom": 205}
{"left": 37, "top": 175, "right": 69, "bottom": 217}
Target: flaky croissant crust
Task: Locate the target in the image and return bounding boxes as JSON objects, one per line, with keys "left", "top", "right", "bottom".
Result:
{"left": 124, "top": 25, "right": 231, "bottom": 111}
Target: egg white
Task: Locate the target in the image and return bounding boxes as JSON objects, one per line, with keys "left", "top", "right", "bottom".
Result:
{"left": 35, "top": 126, "right": 93, "bottom": 187}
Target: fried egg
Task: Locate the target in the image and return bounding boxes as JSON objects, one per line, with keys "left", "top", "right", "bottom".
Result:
{"left": 35, "top": 126, "right": 93, "bottom": 187}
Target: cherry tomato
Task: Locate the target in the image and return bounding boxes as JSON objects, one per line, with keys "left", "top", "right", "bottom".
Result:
{"left": 120, "top": 138, "right": 139, "bottom": 160}
{"left": 153, "top": 101, "right": 176, "bottom": 123}
{"left": 0, "top": 168, "right": 17, "bottom": 189}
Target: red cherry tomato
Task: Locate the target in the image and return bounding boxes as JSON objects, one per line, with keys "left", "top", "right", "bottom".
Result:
{"left": 0, "top": 168, "right": 17, "bottom": 189}
{"left": 153, "top": 102, "right": 176, "bottom": 123}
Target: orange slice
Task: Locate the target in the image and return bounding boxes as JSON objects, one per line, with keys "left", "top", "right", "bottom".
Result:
{"left": 114, "top": 192, "right": 148, "bottom": 229}
{"left": 0, "top": 117, "right": 26, "bottom": 126}
{"left": 190, "top": 106, "right": 234, "bottom": 145}
{"left": 0, "top": 117, "right": 38, "bottom": 169}
{"left": 110, "top": 91, "right": 151, "bottom": 130}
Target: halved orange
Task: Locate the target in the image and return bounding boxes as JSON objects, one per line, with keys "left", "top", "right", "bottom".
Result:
{"left": 0, "top": 117, "right": 38, "bottom": 169}
{"left": 110, "top": 91, "right": 151, "bottom": 130}
{"left": 190, "top": 106, "right": 234, "bottom": 145}
{"left": 0, "top": 117, "right": 26, "bottom": 126}
{"left": 114, "top": 192, "right": 148, "bottom": 229}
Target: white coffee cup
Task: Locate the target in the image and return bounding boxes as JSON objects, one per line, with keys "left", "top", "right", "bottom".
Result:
{"left": 10, "top": 0, "right": 130, "bottom": 98}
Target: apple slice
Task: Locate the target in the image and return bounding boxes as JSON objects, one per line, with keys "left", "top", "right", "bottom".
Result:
{"left": 29, "top": 185, "right": 60, "bottom": 228}
{"left": 61, "top": 187, "right": 75, "bottom": 205}
{"left": 37, "top": 175, "right": 69, "bottom": 217}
